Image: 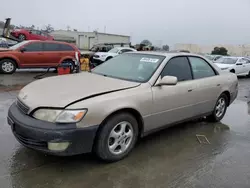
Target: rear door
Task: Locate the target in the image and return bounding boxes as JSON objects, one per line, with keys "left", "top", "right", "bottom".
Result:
{"left": 58, "top": 43, "right": 75, "bottom": 59}
{"left": 187, "top": 56, "right": 221, "bottom": 115}
{"left": 18, "top": 42, "right": 45, "bottom": 67}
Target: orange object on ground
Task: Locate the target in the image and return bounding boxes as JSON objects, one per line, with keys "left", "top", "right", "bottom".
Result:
{"left": 57, "top": 67, "right": 71, "bottom": 75}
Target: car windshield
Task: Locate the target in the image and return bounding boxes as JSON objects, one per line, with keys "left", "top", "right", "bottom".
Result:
{"left": 205, "top": 55, "right": 214, "bottom": 60}
{"left": 92, "top": 53, "right": 165, "bottom": 82}
{"left": 108, "top": 48, "right": 119, "bottom": 53}
{"left": 9, "top": 41, "right": 30, "bottom": 50}
{"left": 215, "top": 57, "right": 238, "bottom": 64}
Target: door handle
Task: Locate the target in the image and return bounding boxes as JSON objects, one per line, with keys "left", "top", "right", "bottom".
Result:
{"left": 188, "top": 89, "right": 193, "bottom": 92}
{"left": 37, "top": 53, "right": 43, "bottom": 55}
{"left": 217, "top": 84, "right": 221, "bottom": 86}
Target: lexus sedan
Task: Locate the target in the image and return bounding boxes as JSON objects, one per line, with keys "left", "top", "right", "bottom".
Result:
{"left": 8, "top": 52, "right": 238, "bottom": 162}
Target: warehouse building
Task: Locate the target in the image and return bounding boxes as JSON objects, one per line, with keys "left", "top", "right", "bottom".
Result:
{"left": 51, "top": 30, "right": 130, "bottom": 50}
{"left": 174, "top": 43, "right": 250, "bottom": 56}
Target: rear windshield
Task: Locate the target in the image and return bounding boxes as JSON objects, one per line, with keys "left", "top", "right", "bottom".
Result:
{"left": 92, "top": 53, "right": 165, "bottom": 82}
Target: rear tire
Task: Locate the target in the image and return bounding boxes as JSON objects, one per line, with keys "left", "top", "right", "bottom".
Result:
{"left": 0, "top": 59, "right": 17, "bottom": 74}
{"left": 95, "top": 113, "right": 138, "bottom": 162}
{"left": 207, "top": 93, "right": 228, "bottom": 122}
{"left": 18, "top": 34, "right": 26, "bottom": 41}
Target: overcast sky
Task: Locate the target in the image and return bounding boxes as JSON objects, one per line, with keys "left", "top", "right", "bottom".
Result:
{"left": 0, "top": 0, "right": 250, "bottom": 46}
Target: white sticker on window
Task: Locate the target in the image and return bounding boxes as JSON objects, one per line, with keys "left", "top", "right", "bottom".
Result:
{"left": 140, "top": 58, "right": 159, "bottom": 63}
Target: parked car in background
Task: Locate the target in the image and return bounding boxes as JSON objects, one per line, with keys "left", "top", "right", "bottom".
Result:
{"left": 92, "top": 47, "right": 136, "bottom": 66}
{"left": 8, "top": 52, "right": 238, "bottom": 161}
{"left": 205, "top": 54, "right": 222, "bottom": 62}
{"left": 0, "top": 38, "right": 8, "bottom": 48}
{"left": 214, "top": 56, "right": 250, "bottom": 76}
{"left": 11, "top": 29, "right": 54, "bottom": 41}
{"left": 0, "top": 40, "right": 80, "bottom": 74}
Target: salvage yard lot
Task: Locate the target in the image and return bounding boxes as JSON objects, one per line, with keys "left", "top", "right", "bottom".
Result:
{"left": 0, "top": 74, "right": 250, "bottom": 188}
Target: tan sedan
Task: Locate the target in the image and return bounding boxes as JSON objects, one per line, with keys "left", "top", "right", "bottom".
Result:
{"left": 8, "top": 52, "right": 238, "bottom": 161}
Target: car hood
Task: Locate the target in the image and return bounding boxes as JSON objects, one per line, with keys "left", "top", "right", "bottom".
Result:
{"left": 18, "top": 72, "right": 140, "bottom": 111}
{"left": 214, "top": 63, "right": 234, "bottom": 68}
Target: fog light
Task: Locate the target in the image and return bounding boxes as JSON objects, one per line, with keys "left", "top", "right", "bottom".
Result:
{"left": 48, "top": 142, "right": 70, "bottom": 151}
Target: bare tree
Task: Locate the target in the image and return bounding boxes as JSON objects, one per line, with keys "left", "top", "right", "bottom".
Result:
{"left": 44, "top": 24, "right": 54, "bottom": 33}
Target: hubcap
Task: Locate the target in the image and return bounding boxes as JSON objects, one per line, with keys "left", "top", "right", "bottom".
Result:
{"left": 215, "top": 98, "right": 226, "bottom": 118}
{"left": 108, "top": 121, "right": 134, "bottom": 155}
{"left": 2, "top": 62, "right": 14, "bottom": 73}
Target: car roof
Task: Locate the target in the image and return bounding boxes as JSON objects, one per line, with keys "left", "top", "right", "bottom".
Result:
{"left": 26, "top": 40, "right": 73, "bottom": 45}
{"left": 130, "top": 51, "right": 199, "bottom": 58}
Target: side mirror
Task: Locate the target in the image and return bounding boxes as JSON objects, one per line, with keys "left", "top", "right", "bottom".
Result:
{"left": 236, "top": 63, "right": 242, "bottom": 65}
{"left": 20, "top": 48, "right": 26, "bottom": 53}
{"left": 29, "top": 31, "right": 32, "bottom": 34}
{"left": 155, "top": 76, "right": 178, "bottom": 86}
{"left": 118, "top": 51, "right": 122, "bottom": 54}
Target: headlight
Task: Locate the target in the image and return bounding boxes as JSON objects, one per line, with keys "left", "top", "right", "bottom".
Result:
{"left": 33, "top": 109, "right": 87, "bottom": 123}
{"left": 101, "top": 55, "right": 107, "bottom": 57}
{"left": 221, "top": 67, "right": 229, "bottom": 70}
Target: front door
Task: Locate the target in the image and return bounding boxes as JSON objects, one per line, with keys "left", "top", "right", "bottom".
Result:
{"left": 18, "top": 42, "right": 45, "bottom": 68}
{"left": 149, "top": 56, "right": 198, "bottom": 131}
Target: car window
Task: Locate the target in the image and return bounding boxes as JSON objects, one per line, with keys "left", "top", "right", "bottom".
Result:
{"left": 24, "top": 42, "right": 43, "bottom": 52}
{"left": 214, "top": 56, "right": 221, "bottom": 61}
{"left": 188, "top": 57, "right": 216, "bottom": 79}
{"left": 59, "top": 44, "right": 74, "bottom": 51}
{"left": 242, "top": 58, "right": 250, "bottom": 64}
{"left": 43, "top": 43, "right": 60, "bottom": 51}
{"left": 161, "top": 57, "right": 192, "bottom": 82}
{"left": 120, "top": 49, "right": 133, "bottom": 53}
{"left": 41, "top": 32, "right": 49, "bottom": 37}
{"left": 30, "top": 30, "right": 41, "bottom": 35}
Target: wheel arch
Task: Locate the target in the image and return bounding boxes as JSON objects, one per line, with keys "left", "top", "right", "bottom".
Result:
{"left": 96, "top": 108, "right": 144, "bottom": 139}
{"left": 221, "top": 90, "right": 231, "bottom": 106}
{"left": 0, "top": 57, "right": 19, "bottom": 68}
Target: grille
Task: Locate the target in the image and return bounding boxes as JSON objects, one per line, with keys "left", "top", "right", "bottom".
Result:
{"left": 14, "top": 133, "right": 47, "bottom": 148}
{"left": 16, "top": 99, "right": 30, "bottom": 114}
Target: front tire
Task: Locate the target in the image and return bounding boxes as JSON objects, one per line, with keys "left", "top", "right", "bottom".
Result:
{"left": 95, "top": 113, "right": 138, "bottom": 162}
{"left": 0, "top": 59, "right": 17, "bottom": 74}
{"left": 207, "top": 94, "right": 228, "bottom": 122}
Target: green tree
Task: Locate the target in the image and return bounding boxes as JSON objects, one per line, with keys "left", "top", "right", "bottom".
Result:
{"left": 211, "top": 47, "right": 228, "bottom": 55}
{"left": 162, "top": 44, "right": 169, "bottom": 51}
{"left": 140, "top": 39, "right": 152, "bottom": 46}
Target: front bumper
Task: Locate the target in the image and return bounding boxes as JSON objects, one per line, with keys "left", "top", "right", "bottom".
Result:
{"left": 8, "top": 103, "right": 99, "bottom": 156}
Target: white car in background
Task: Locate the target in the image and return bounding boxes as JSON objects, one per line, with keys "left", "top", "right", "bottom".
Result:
{"left": 215, "top": 56, "right": 250, "bottom": 76}
{"left": 93, "top": 47, "right": 137, "bottom": 62}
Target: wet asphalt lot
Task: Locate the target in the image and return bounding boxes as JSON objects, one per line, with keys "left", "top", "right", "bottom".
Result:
{"left": 0, "top": 77, "right": 250, "bottom": 188}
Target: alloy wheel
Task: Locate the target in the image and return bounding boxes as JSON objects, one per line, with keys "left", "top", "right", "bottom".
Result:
{"left": 108, "top": 121, "right": 134, "bottom": 155}
{"left": 215, "top": 98, "right": 226, "bottom": 118}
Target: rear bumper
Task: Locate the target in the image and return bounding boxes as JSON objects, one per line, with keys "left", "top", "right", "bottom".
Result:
{"left": 8, "top": 103, "right": 99, "bottom": 156}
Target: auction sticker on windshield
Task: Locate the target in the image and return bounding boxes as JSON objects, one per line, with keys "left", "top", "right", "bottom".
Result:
{"left": 140, "top": 58, "right": 159, "bottom": 63}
